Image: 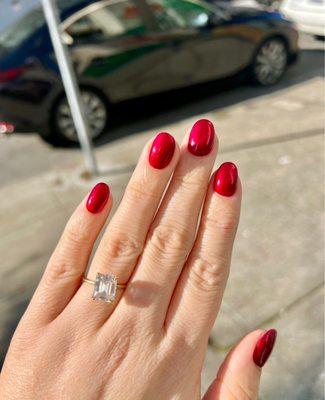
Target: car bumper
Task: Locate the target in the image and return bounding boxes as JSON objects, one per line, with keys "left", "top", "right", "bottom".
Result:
{"left": 296, "top": 23, "right": 324, "bottom": 37}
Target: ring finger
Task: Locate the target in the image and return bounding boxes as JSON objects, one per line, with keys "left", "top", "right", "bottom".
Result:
{"left": 70, "top": 132, "right": 179, "bottom": 324}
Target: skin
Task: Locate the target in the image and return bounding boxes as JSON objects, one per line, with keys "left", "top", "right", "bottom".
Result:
{"left": 0, "top": 125, "right": 265, "bottom": 399}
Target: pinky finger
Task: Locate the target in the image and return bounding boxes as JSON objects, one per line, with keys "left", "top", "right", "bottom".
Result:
{"left": 25, "top": 182, "right": 112, "bottom": 326}
{"left": 203, "top": 329, "right": 277, "bottom": 400}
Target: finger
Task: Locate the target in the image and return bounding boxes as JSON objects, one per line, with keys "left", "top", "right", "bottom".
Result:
{"left": 203, "top": 329, "right": 277, "bottom": 400}
{"left": 166, "top": 163, "right": 241, "bottom": 342}
{"left": 131, "top": 119, "right": 217, "bottom": 322}
{"left": 73, "top": 133, "right": 179, "bottom": 320}
{"left": 26, "top": 183, "right": 111, "bottom": 325}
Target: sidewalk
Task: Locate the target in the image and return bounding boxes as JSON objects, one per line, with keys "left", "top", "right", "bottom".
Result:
{"left": 0, "top": 76, "right": 324, "bottom": 398}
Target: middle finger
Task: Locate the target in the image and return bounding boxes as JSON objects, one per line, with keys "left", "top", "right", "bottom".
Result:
{"left": 129, "top": 119, "right": 218, "bottom": 323}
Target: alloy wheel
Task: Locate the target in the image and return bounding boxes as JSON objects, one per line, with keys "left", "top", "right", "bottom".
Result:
{"left": 56, "top": 90, "right": 107, "bottom": 142}
{"left": 254, "top": 39, "right": 288, "bottom": 85}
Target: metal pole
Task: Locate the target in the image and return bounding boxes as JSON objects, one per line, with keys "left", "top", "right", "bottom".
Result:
{"left": 41, "top": 0, "right": 99, "bottom": 175}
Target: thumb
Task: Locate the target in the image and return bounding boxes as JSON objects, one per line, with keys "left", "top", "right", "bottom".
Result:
{"left": 203, "top": 329, "right": 277, "bottom": 400}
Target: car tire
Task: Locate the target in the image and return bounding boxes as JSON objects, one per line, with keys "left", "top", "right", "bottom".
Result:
{"left": 251, "top": 37, "right": 289, "bottom": 86}
{"left": 44, "top": 88, "right": 109, "bottom": 147}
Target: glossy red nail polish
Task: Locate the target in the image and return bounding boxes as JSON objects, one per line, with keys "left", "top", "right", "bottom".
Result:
{"left": 149, "top": 132, "right": 175, "bottom": 169}
{"left": 86, "top": 182, "right": 110, "bottom": 214}
{"left": 253, "top": 329, "right": 277, "bottom": 368}
{"left": 214, "top": 162, "right": 238, "bottom": 196}
{"left": 188, "top": 119, "right": 215, "bottom": 156}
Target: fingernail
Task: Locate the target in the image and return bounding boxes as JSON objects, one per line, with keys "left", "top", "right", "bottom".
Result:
{"left": 86, "top": 182, "right": 110, "bottom": 214}
{"left": 149, "top": 132, "right": 175, "bottom": 169}
{"left": 253, "top": 329, "right": 277, "bottom": 368}
{"left": 188, "top": 119, "right": 215, "bottom": 156}
{"left": 214, "top": 162, "right": 238, "bottom": 196}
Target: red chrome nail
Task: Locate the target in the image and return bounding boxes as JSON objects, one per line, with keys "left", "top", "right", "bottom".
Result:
{"left": 188, "top": 119, "right": 215, "bottom": 156}
{"left": 149, "top": 132, "right": 175, "bottom": 169}
{"left": 253, "top": 329, "right": 277, "bottom": 368}
{"left": 86, "top": 182, "right": 110, "bottom": 214}
{"left": 214, "top": 162, "right": 238, "bottom": 197}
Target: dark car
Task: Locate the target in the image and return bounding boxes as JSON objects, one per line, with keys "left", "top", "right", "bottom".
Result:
{"left": 0, "top": 0, "right": 298, "bottom": 145}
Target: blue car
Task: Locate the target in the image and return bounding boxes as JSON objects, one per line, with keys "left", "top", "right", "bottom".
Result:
{"left": 0, "top": 0, "right": 298, "bottom": 145}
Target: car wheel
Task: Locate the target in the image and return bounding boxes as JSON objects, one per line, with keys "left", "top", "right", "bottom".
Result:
{"left": 53, "top": 89, "right": 108, "bottom": 145}
{"left": 252, "top": 38, "right": 288, "bottom": 86}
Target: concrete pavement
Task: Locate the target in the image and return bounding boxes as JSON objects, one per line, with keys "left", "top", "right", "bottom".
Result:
{"left": 0, "top": 34, "right": 323, "bottom": 399}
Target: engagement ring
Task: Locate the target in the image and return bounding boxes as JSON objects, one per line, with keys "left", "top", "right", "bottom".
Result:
{"left": 83, "top": 273, "right": 126, "bottom": 303}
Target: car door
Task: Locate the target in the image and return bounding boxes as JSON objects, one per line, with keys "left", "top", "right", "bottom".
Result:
{"left": 150, "top": 0, "right": 256, "bottom": 85}
{"left": 62, "top": 0, "right": 191, "bottom": 101}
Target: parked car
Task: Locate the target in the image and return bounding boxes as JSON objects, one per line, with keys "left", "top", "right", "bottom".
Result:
{"left": 0, "top": 0, "right": 298, "bottom": 145}
{"left": 281, "top": 0, "right": 325, "bottom": 40}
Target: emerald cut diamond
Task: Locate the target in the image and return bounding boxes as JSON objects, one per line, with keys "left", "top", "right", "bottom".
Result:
{"left": 93, "top": 273, "right": 117, "bottom": 303}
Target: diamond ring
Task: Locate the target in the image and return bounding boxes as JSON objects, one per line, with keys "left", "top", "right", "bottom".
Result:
{"left": 82, "top": 273, "right": 127, "bottom": 303}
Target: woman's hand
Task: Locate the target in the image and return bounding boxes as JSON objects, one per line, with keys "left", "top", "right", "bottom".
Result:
{"left": 0, "top": 120, "right": 276, "bottom": 400}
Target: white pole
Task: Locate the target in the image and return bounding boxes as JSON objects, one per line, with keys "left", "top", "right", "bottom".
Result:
{"left": 41, "top": 0, "right": 99, "bottom": 175}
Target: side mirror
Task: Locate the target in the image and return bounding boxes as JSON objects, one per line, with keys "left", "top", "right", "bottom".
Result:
{"left": 61, "top": 31, "right": 74, "bottom": 45}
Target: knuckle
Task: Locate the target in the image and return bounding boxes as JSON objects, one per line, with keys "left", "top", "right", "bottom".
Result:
{"left": 173, "top": 169, "right": 207, "bottom": 192}
{"left": 206, "top": 212, "right": 238, "bottom": 238}
{"left": 188, "top": 255, "right": 229, "bottom": 292}
{"left": 217, "top": 376, "right": 255, "bottom": 400}
{"left": 101, "top": 234, "right": 142, "bottom": 263}
{"left": 46, "top": 259, "right": 80, "bottom": 282}
{"left": 63, "top": 216, "right": 91, "bottom": 246}
{"left": 149, "top": 224, "right": 192, "bottom": 260}
{"left": 125, "top": 177, "right": 159, "bottom": 203}
{"left": 100, "top": 328, "right": 136, "bottom": 379}
{"left": 10, "top": 318, "right": 43, "bottom": 353}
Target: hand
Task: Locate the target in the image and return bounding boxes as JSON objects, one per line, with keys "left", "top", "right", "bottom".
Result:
{"left": 0, "top": 120, "right": 276, "bottom": 399}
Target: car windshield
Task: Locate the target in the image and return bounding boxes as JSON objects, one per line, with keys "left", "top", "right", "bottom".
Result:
{"left": 64, "top": 0, "right": 146, "bottom": 40}
{"left": 160, "top": 0, "right": 214, "bottom": 27}
{"left": 0, "top": 9, "right": 45, "bottom": 49}
{"left": 158, "top": 0, "right": 230, "bottom": 28}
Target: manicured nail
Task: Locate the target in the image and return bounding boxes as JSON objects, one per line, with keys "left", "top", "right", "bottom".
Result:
{"left": 188, "top": 119, "right": 215, "bottom": 156}
{"left": 149, "top": 132, "right": 175, "bottom": 169}
{"left": 86, "top": 182, "right": 110, "bottom": 214}
{"left": 253, "top": 329, "right": 277, "bottom": 368}
{"left": 214, "top": 162, "right": 238, "bottom": 196}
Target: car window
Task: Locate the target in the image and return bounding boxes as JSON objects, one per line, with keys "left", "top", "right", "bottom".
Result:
{"left": 0, "top": 9, "right": 44, "bottom": 49}
{"left": 148, "top": 0, "right": 213, "bottom": 30}
{"left": 65, "top": 0, "right": 146, "bottom": 40}
{"left": 147, "top": 0, "right": 181, "bottom": 29}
